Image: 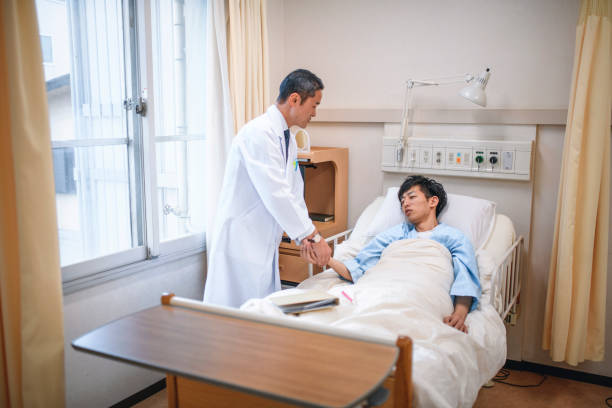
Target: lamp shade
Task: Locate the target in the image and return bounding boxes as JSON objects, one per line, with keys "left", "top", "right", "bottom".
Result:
{"left": 459, "top": 68, "right": 491, "bottom": 107}
{"left": 459, "top": 84, "right": 487, "bottom": 107}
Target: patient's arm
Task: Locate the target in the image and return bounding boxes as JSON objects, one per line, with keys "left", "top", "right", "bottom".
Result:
{"left": 443, "top": 296, "right": 472, "bottom": 333}
{"left": 327, "top": 258, "right": 353, "bottom": 282}
{"left": 301, "top": 244, "right": 353, "bottom": 282}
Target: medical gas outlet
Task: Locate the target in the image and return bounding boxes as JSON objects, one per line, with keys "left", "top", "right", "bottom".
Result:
{"left": 382, "top": 138, "right": 533, "bottom": 181}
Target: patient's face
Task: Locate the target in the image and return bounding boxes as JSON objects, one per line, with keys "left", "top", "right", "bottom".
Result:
{"left": 400, "top": 186, "right": 438, "bottom": 225}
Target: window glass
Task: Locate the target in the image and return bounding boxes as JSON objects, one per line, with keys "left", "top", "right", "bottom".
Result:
{"left": 36, "top": 0, "right": 208, "bottom": 270}
{"left": 37, "top": 0, "right": 137, "bottom": 266}
{"left": 150, "top": 0, "right": 206, "bottom": 242}
{"left": 40, "top": 35, "right": 53, "bottom": 63}
{"left": 155, "top": 139, "right": 206, "bottom": 239}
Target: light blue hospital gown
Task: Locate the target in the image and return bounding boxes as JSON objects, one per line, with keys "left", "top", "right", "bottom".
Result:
{"left": 343, "top": 222, "right": 481, "bottom": 311}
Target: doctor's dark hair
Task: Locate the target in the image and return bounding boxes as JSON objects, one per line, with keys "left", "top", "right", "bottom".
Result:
{"left": 277, "top": 69, "right": 324, "bottom": 104}
{"left": 397, "top": 175, "right": 447, "bottom": 218}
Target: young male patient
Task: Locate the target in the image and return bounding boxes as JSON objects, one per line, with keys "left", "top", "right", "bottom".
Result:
{"left": 303, "top": 175, "right": 481, "bottom": 333}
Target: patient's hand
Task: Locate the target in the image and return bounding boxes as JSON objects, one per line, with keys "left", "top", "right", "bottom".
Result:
{"left": 312, "top": 240, "right": 332, "bottom": 265}
{"left": 300, "top": 240, "right": 316, "bottom": 263}
{"left": 443, "top": 296, "right": 471, "bottom": 333}
{"left": 300, "top": 239, "right": 331, "bottom": 267}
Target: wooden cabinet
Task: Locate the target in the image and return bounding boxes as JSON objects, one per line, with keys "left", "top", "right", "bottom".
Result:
{"left": 280, "top": 147, "right": 348, "bottom": 285}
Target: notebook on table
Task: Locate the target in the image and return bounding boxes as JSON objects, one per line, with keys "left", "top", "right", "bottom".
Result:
{"left": 270, "top": 290, "right": 339, "bottom": 314}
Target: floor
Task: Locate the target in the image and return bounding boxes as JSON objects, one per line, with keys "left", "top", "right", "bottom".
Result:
{"left": 133, "top": 369, "right": 612, "bottom": 408}
{"left": 473, "top": 369, "right": 611, "bottom": 408}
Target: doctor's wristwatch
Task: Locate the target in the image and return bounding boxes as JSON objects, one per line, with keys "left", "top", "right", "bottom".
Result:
{"left": 308, "top": 232, "right": 322, "bottom": 243}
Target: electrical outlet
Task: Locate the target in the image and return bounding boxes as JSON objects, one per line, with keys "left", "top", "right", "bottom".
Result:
{"left": 432, "top": 148, "right": 444, "bottom": 169}
{"left": 406, "top": 148, "right": 418, "bottom": 167}
{"left": 472, "top": 148, "right": 486, "bottom": 171}
{"left": 487, "top": 150, "right": 500, "bottom": 172}
{"left": 420, "top": 147, "right": 433, "bottom": 168}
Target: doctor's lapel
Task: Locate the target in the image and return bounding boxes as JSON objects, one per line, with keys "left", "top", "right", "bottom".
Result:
{"left": 277, "top": 133, "right": 287, "bottom": 173}
{"left": 278, "top": 131, "right": 295, "bottom": 175}
{"left": 287, "top": 132, "right": 297, "bottom": 172}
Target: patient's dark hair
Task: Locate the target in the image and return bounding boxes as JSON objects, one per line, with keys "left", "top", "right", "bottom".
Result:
{"left": 397, "top": 175, "right": 447, "bottom": 218}
{"left": 277, "top": 69, "right": 324, "bottom": 104}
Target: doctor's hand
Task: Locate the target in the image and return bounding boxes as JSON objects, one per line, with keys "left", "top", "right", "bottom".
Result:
{"left": 300, "top": 241, "right": 316, "bottom": 264}
{"left": 310, "top": 239, "right": 331, "bottom": 266}
{"left": 300, "top": 238, "right": 331, "bottom": 267}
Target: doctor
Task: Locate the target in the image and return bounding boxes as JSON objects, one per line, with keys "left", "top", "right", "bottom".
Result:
{"left": 204, "top": 69, "right": 332, "bottom": 307}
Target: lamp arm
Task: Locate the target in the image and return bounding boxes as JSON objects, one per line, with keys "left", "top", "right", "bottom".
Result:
{"left": 407, "top": 74, "right": 474, "bottom": 88}
{"left": 398, "top": 80, "right": 414, "bottom": 151}
{"left": 396, "top": 68, "right": 489, "bottom": 163}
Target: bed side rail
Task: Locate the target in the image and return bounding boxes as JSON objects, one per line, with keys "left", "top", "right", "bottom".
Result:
{"left": 325, "top": 228, "right": 354, "bottom": 245}
{"left": 490, "top": 236, "right": 523, "bottom": 324}
{"left": 307, "top": 228, "right": 354, "bottom": 277}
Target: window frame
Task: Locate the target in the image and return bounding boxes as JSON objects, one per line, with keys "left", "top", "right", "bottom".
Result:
{"left": 57, "top": 0, "right": 206, "bottom": 294}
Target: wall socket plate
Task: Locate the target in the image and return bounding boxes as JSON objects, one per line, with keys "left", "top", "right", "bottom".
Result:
{"left": 382, "top": 137, "right": 533, "bottom": 181}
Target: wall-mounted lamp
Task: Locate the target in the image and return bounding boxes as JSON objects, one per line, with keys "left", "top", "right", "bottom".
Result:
{"left": 406, "top": 68, "right": 491, "bottom": 106}
{"left": 396, "top": 68, "right": 492, "bottom": 163}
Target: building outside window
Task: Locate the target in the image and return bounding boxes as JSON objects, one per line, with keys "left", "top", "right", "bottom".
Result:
{"left": 35, "top": 0, "right": 207, "bottom": 284}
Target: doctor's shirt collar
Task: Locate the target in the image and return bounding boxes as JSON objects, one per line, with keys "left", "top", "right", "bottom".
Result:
{"left": 268, "top": 104, "right": 289, "bottom": 134}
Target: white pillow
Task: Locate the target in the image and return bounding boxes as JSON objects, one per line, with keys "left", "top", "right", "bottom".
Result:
{"left": 349, "top": 196, "right": 384, "bottom": 246}
{"left": 333, "top": 197, "right": 384, "bottom": 261}
{"left": 481, "top": 214, "right": 515, "bottom": 263}
{"left": 365, "top": 188, "right": 403, "bottom": 239}
{"left": 365, "top": 187, "right": 496, "bottom": 251}
{"left": 438, "top": 192, "right": 497, "bottom": 250}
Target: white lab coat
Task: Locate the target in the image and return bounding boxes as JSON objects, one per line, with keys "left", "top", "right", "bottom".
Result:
{"left": 204, "top": 105, "right": 315, "bottom": 307}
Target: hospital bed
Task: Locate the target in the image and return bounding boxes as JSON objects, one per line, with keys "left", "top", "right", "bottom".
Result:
{"left": 239, "top": 191, "right": 522, "bottom": 407}
{"left": 72, "top": 191, "right": 522, "bottom": 407}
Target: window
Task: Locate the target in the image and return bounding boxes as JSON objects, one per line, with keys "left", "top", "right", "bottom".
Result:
{"left": 40, "top": 35, "right": 53, "bottom": 63}
{"left": 150, "top": 0, "right": 207, "bottom": 244}
{"left": 36, "top": 0, "right": 207, "bottom": 286}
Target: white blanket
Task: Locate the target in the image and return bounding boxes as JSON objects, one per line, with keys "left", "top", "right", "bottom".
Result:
{"left": 241, "top": 239, "right": 506, "bottom": 407}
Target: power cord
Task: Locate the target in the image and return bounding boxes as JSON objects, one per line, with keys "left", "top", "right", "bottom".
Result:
{"left": 493, "top": 369, "right": 610, "bottom": 407}
{"left": 492, "top": 369, "right": 547, "bottom": 388}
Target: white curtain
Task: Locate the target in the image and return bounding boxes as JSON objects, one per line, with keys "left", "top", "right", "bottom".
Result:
{"left": 204, "top": 0, "right": 235, "bottom": 254}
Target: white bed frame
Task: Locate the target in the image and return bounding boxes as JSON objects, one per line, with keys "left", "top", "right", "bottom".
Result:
{"left": 493, "top": 236, "right": 523, "bottom": 324}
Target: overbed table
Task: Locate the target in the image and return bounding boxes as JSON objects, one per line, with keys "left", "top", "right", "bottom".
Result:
{"left": 72, "top": 301, "right": 399, "bottom": 407}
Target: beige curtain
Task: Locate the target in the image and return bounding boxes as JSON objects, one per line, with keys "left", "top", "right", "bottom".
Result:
{"left": 0, "top": 0, "right": 65, "bottom": 406}
{"left": 543, "top": 0, "right": 611, "bottom": 365}
{"left": 227, "top": 0, "right": 270, "bottom": 132}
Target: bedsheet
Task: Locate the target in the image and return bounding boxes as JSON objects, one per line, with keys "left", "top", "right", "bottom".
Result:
{"left": 241, "top": 239, "right": 506, "bottom": 408}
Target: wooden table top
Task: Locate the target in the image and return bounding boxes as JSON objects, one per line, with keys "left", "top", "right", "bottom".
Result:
{"left": 72, "top": 305, "right": 398, "bottom": 408}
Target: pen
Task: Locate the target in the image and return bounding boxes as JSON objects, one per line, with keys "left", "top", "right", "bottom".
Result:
{"left": 341, "top": 290, "right": 353, "bottom": 303}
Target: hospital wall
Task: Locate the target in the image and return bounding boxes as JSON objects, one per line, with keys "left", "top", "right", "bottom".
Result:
{"left": 267, "top": 0, "right": 612, "bottom": 377}
{"left": 63, "top": 254, "right": 206, "bottom": 407}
